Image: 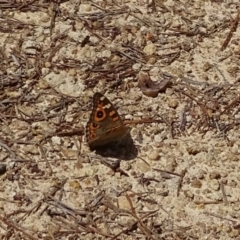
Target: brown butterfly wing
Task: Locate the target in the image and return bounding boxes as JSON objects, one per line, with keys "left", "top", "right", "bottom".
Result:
{"left": 86, "top": 92, "right": 129, "bottom": 148}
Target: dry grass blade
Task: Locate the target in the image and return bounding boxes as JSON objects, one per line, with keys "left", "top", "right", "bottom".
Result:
{"left": 125, "top": 194, "right": 158, "bottom": 240}
{"left": 0, "top": 215, "right": 39, "bottom": 240}
{"left": 177, "top": 169, "right": 187, "bottom": 197}
{"left": 221, "top": 9, "right": 240, "bottom": 51}
{"left": 0, "top": 141, "right": 16, "bottom": 158}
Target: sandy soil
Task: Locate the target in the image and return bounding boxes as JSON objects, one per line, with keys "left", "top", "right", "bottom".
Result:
{"left": 0, "top": 1, "right": 240, "bottom": 239}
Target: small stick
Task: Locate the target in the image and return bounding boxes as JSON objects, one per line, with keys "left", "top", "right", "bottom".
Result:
{"left": 221, "top": 9, "right": 240, "bottom": 51}
{"left": 0, "top": 141, "right": 16, "bottom": 158}
{"left": 220, "top": 182, "right": 228, "bottom": 204}
{"left": 203, "top": 211, "right": 237, "bottom": 224}
{"left": 0, "top": 215, "right": 39, "bottom": 240}
{"left": 153, "top": 168, "right": 182, "bottom": 177}
{"left": 177, "top": 169, "right": 187, "bottom": 197}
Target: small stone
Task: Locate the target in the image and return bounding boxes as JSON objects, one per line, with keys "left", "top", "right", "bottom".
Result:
{"left": 229, "top": 229, "right": 239, "bottom": 238}
{"left": 147, "top": 57, "right": 157, "bottom": 64}
{"left": 176, "top": 210, "right": 187, "bottom": 219}
{"left": 209, "top": 171, "right": 221, "bottom": 180}
{"left": 8, "top": 162, "right": 15, "bottom": 169}
{"left": 38, "top": 78, "right": 49, "bottom": 89}
{"left": 144, "top": 171, "right": 155, "bottom": 179}
{"left": 148, "top": 150, "right": 160, "bottom": 161}
{"left": 191, "top": 178, "right": 202, "bottom": 188}
{"left": 167, "top": 98, "right": 179, "bottom": 108}
{"left": 165, "top": 88, "right": 174, "bottom": 95}
{"left": 52, "top": 136, "right": 61, "bottom": 145}
{"left": 229, "top": 211, "right": 238, "bottom": 219}
{"left": 44, "top": 72, "right": 85, "bottom": 97}
{"left": 135, "top": 160, "right": 151, "bottom": 172}
{"left": 121, "top": 162, "right": 131, "bottom": 171}
{"left": 233, "top": 204, "right": 240, "bottom": 211}
{"left": 227, "top": 152, "right": 238, "bottom": 161}
{"left": 47, "top": 225, "right": 59, "bottom": 236}
{"left": 209, "top": 179, "right": 220, "bottom": 191}
{"left": 160, "top": 190, "right": 169, "bottom": 197}
{"left": 23, "top": 145, "right": 39, "bottom": 155}
{"left": 6, "top": 90, "right": 22, "bottom": 98}
{"left": 98, "top": 223, "right": 110, "bottom": 235}
{"left": 228, "top": 179, "right": 237, "bottom": 187}
{"left": 154, "top": 134, "right": 163, "bottom": 143}
{"left": 165, "top": 158, "right": 177, "bottom": 172}
{"left": 100, "top": 50, "right": 111, "bottom": 58}
{"left": 184, "top": 190, "right": 194, "bottom": 199}
{"left": 69, "top": 180, "right": 81, "bottom": 190}
{"left": 202, "top": 188, "right": 211, "bottom": 195}
{"left": 222, "top": 225, "right": 232, "bottom": 233}
{"left": 115, "top": 172, "right": 121, "bottom": 178}
{"left": 202, "top": 61, "right": 212, "bottom": 72}
{"left": 132, "top": 63, "right": 142, "bottom": 70}
{"left": 22, "top": 40, "right": 40, "bottom": 55}
{"left": 68, "top": 69, "right": 77, "bottom": 77}
{"left": 0, "top": 164, "right": 7, "bottom": 175}
{"left": 84, "top": 178, "right": 93, "bottom": 186}
{"left": 143, "top": 43, "right": 156, "bottom": 56}
{"left": 118, "top": 196, "right": 135, "bottom": 211}
{"left": 84, "top": 4, "right": 92, "bottom": 11}
{"left": 45, "top": 62, "right": 51, "bottom": 68}
{"left": 196, "top": 169, "right": 206, "bottom": 179}
{"left": 221, "top": 178, "right": 227, "bottom": 184}
{"left": 186, "top": 145, "right": 201, "bottom": 155}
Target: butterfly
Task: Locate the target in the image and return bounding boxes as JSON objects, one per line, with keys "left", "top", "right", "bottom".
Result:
{"left": 86, "top": 92, "right": 130, "bottom": 148}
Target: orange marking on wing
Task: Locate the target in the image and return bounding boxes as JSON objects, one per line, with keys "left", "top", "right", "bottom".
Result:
{"left": 94, "top": 108, "right": 106, "bottom": 121}
{"left": 109, "top": 110, "right": 116, "bottom": 117}
{"left": 112, "top": 116, "right": 119, "bottom": 122}
{"left": 89, "top": 132, "right": 97, "bottom": 140}
{"left": 90, "top": 123, "right": 99, "bottom": 130}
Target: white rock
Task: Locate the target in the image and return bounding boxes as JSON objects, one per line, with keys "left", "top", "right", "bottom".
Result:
{"left": 143, "top": 43, "right": 156, "bottom": 56}
{"left": 118, "top": 195, "right": 135, "bottom": 211}
{"left": 44, "top": 72, "right": 85, "bottom": 97}
{"left": 148, "top": 150, "right": 160, "bottom": 161}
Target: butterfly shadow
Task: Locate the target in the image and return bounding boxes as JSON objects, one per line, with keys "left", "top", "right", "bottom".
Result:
{"left": 89, "top": 132, "right": 138, "bottom": 161}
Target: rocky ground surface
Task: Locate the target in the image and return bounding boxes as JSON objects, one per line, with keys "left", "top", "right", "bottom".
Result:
{"left": 0, "top": 0, "right": 240, "bottom": 239}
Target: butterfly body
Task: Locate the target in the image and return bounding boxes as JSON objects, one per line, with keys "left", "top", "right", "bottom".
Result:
{"left": 86, "top": 92, "right": 130, "bottom": 148}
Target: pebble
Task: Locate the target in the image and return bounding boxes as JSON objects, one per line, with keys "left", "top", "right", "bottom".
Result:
{"left": 23, "top": 145, "right": 39, "bottom": 155}
{"left": 69, "top": 180, "right": 81, "bottom": 190}
{"left": 209, "top": 179, "right": 220, "bottom": 191}
{"left": 148, "top": 150, "right": 160, "bottom": 161}
{"left": 186, "top": 145, "right": 201, "bottom": 155}
{"left": 98, "top": 223, "right": 109, "bottom": 235}
{"left": 153, "top": 134, "right": 163, "bottom": 143}
{"left": 229, "top": 229, "right": 239, "bottom": 238}
{"left": 227, "top": 152, "right": 238, "bottom": 162}
{"left": 38, "top": 78, "right": 49, "bottom": 89}
{"left": 143, "top": 43, "right": 156, "bottom": 56}
{"left": 209, "top": 171, "right": 221, "bottom": 180}
{"left": 68, "top": 69, "right": 77, "bottom": 77}
{"left": 44, "top": 72, "right": 85, "bottom": 97}
{"left": 167, "top": 98, "right": 179, "bottom": 108}
{"left": 191, "top": 178, "right": 202, "bottom": 188}
{"left": 165, "top": 158, "right": 177, "bottom": 172}
{"left": 118, "top": 195, "right": 135, "bottom": 211}
{"left": 135, "top": 160, "right": 151, "bottom": 173}
{"left": 51, "top": 136, "right": 61, "bottom": 145}
{"left": 147, "top": 57, "right": 157, "bottom": 64}
{"left": 184, "top": 190, "right": 194, "bottom": 199}
{"left": 0, "top": 164, "right": 6, "bottom": 175}
{"left": 196, "top": 169, "right": 206, "bottom": 179}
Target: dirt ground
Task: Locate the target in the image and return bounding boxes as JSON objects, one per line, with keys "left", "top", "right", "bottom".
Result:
{"left": 0, "top": 0, "right": 240, "bottom": 239}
